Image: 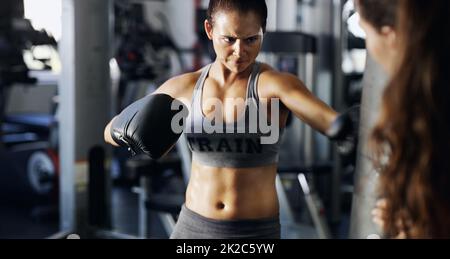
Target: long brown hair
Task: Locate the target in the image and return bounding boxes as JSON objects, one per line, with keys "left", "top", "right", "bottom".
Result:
{"left": 371, "top": 0, "right": 450, "bottom": 238}
{"left": 354, "top": 0, "right": 398, "bottom": 30}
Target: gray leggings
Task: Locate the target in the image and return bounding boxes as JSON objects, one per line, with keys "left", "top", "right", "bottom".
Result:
{"left": 170, "top": 205, "right": 280, "bottom": 239}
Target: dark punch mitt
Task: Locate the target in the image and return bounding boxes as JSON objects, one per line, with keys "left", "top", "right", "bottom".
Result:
{"left": 111, "top": 94, "right": 188, "bottom": 159}
{"left": 326, "top": 105, "right": 360, "bottom": 157}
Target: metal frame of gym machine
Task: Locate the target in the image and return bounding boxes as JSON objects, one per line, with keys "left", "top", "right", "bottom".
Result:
{"left": 49, "top": 0, "right": 117, "bottom": 239}
{"left": 52, "top": 0, "right": 189, "bottom": 239}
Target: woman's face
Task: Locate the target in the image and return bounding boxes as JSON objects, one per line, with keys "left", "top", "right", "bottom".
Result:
{"left": 359, "top": 15, "right": 399, "bottom": 75}
{"left": 205, "top": 10, "right": 263, "bottom": 73}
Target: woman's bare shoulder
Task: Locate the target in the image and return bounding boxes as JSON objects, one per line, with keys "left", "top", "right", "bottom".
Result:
{"left": 258, "top": 62, "right": 276, "bottom": 75}
{"left": 257, "top": 62, "right": 303, "bottom": 94}
{"left": 154, "top": 69, "right": 203, "bottom": 100}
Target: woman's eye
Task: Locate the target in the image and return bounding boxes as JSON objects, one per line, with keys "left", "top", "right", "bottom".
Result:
{"left": 224, "top": 37, "right": 235, "bottom": 43}
{"left": 246, "top": 37, "right": 258, "bottom": 44}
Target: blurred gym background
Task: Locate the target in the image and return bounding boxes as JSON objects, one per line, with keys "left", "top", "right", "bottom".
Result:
{"left": 0, "top": 0, "right": 374, "bottom": 239}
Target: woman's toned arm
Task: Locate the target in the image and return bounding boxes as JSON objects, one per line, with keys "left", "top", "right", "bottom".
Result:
{"left": 262, "top": 71, "right": 338, "bottom": 134}
{"left": 103, "top": 71, "right": 199, "bottom": 146}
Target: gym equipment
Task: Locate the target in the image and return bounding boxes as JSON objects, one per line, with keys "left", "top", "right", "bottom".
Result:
{"left": 86, "top": 2, "right": 189, "bottom": 239}
{"left": 86, "top": 145, "right": 184, "bottom": 239}
{"left": 349, "top": 55, "right": 388, "bottom": 239}
{"left": 27, "top": 150, "right": 57, "bottom": 195}
{"left": 298, "top": 173, "right": 331, "bottom": 239}
{"left": 3, "top": 114, "right": 56, "bottom": 148}
{"left": 88, "top": 146, "right": 111, "bottom": 230}
{"left": 128, "top": 154, "right": 184, "bottom": 238}
{"left": 0, "top": 142, "right": 58, "bottom": 206}
{"left": 114, "top": 2, "right": 185, "bottom": 112}
{"left": 0, "top": 0, "right": 59, "bottom": 209}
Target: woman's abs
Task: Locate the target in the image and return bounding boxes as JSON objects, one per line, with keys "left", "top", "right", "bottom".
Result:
{"left": 185, "top": 162, "right": 279, "bottom": 220}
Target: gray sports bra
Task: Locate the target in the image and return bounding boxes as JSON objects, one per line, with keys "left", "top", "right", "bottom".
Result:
{"left": 184, "top": 62, "right": 284, "bottom": 168}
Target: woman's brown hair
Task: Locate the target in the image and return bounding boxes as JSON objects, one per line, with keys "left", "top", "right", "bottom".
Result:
{"left": 354, "top": 0, "right": 398, "bottom": 30}
{"left": 371, "top": 0, "right": 450, "bottom": 238}
{"left": 207, "top": 0, "right": 267, "bottom": 33}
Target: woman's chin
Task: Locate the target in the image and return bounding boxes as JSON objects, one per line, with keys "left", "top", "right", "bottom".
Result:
{"left": 228, "top": 62, "right": 249, "bottom": 73}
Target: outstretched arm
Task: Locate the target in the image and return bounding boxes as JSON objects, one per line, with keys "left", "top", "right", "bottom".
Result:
{"left": 267, "top": 72, "right": 338, "bottom": 134}
{"left": 103, "top": 72, "right": 197, "bottom": 157}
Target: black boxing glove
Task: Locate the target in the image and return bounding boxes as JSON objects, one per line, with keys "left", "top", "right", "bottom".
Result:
{"left": 326, "top": 105, "right": 360, "bottom": 157}
{"left": 110, "top": 94, "right": 188, "bottom": 159}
